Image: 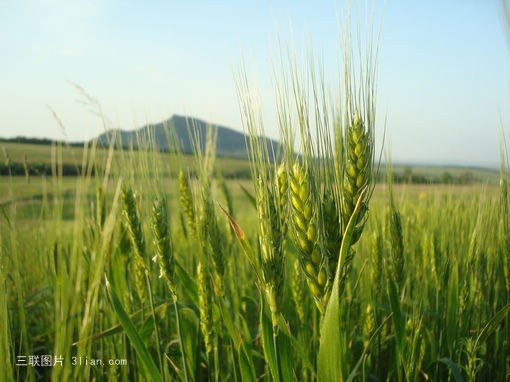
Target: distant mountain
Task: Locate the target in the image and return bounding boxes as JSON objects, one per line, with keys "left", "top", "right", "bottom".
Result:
{"left": 95, "top": 114, "right": 282, "bottom": 159}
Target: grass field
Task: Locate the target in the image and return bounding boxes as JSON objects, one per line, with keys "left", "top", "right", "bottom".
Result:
{"left": 0, "top": 141, "right": 252, "bottom": 179}
{"left": 1, "top": 146, "right": 508, "bottom": 381}
{"left": 1, "top": 20, "right": 509, "bottom": 381}
{"left": 1, "top": 140, "right": 500, "bottom": 183}
{"left": 1, "top": 116, "right": 509, "bottom": 382}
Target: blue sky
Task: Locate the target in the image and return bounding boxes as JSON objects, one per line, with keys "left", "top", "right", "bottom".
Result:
{"left": 1, "top": 0, "right": 509, "bottom": 166}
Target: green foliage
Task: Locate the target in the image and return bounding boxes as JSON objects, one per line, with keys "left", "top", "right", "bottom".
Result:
{"left": 1, "top": 145, "right": 509, "bottom": 381}
{"left": 105, "top": 278, "right": 163, "bottom": 382}
{"left": 318, "top": 191, "right": 368, "bottom": 382}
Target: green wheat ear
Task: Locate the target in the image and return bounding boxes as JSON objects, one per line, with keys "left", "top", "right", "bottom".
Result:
{"left": 197, "top": 261, "right": 213, "bottom": 355}
{"left": 121, "top": 184, "right": 147, "bottom": 303}
{"left": 387, "top": 204, "right": 405, "bottom": 288}
{"left": 178, "top": 170, "right": 197, "bottom": 236}
{"left": 289, "top": 162, "right": 329, "bottom": 314}
{"left": 151, "top": 197, "right": 176, "bottom": 299}
{"left": 291, "top": 259, "right": 305, "bottom": 325}
{"left": 275, "top": 164, "right": 288, "bottom": 239}
{"left": 322, "top": 192, "right": 342, "bottom": 286}
{"left": 255, "top": 174, "right": 285, "bottom": 324}
{"left": 342, "top": 111, "right": 372, "bottom": 245}
{"left": 121, "top": 185, "right": 146, "bottom": 260}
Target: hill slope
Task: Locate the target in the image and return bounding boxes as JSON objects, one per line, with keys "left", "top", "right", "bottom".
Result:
{"left": 95, "top": 114, "right": 281, "bottom": 159}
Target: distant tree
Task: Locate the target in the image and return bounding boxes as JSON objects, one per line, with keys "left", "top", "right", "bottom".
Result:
{"left": 403, "top": 167, "right": 413, "bottom": 183}
{"left": 459, "top": 171, "right": 474, "bottom": 184}
{"left": 441, "top": 171, "right": 454, "bottom": 184}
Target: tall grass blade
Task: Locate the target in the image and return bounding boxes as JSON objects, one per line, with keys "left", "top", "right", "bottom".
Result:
{"left": 260, "top": 297, "right": 278, "bottom": 381}
{"left": 0, "top": 251, "right": 14, "bottom": 382}
{"left": 239, "top": 184, "right": 257, "bottom": 209}
{"left": 474, "top": 303, "right": 510, "bottom": 348}
{"left": 219, "top": 204, "right": 262, "bottom": 283}
{"left": 436, "top": 358, "right": 464, "bottom": 382}
{"left": 387, "top": 278, "right": 405, "bottom": 358}
{"left": 237, "top": 345, "right": 257, "bottom": 382}
{"left": 175, "top": 260, "right": 198, "bottom": 304}
{"left": 318, "top": 189, "right": 367, "bottom": 382}
{"left": 216, "top": 295, "right": 257, "bottom": 381}
{"left": 105, "top": 277, "right": 163, "bottom": 382}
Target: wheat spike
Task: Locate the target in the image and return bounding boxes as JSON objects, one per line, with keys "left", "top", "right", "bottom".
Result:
{"left": 342, "top": 111, "right": 371, "bottom": 244}
{"left": 289, "top": 162, "right": 329, "bottom": 313}
{"left": 291, "top": 259, "right": 305, "bottom": 324}
{"left": 322, "top": 192, "right": 342, "bottom": 285}
{"left": 151, "top": 197, "right": 176, "bottom": 299}
{"left": 197, "top": 261, "right": 213, "bottom": 355}
{"left": 178, "top": 170, "right": 197, "bottom": 236}
{"left": 121, "top": 184, "right": 147, "bottom": 303}
{"left": 255, "top": 175, "right": 285, "bottom": 323}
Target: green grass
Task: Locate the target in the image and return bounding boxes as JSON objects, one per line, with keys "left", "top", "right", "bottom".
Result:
{"left": 1, "top": 155, "right": 509, "bottom": 381}
{"left": 0, "top": 141, "right": 252, "bottom": 179}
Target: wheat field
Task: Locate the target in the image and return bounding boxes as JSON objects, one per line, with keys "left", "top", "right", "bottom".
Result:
{"left": 1, "top": 18, "right": 509, "bottom": 382}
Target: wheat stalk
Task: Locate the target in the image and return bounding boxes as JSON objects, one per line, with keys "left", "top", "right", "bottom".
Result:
{"left": 121, "top": 184, "right": 147, "bottom": 303}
